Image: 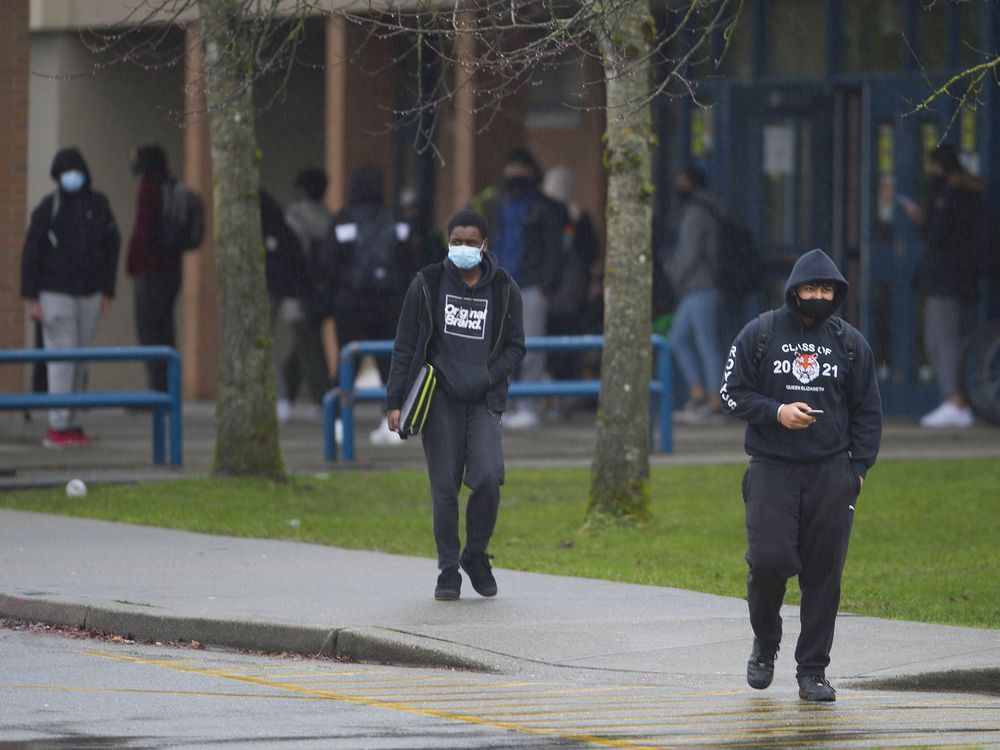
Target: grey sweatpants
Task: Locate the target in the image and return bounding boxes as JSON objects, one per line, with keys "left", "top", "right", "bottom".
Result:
{"left": 39, "top": 291, "right": 102, "bottom": 430}
{"left": 512, "top": 284, "right": 546, "bottom": 414}
{"left": 923, "top": 295, "right": 974, "bottom": 400}
{"left": 421, "top": 389, "right": 504, "bottom": 571}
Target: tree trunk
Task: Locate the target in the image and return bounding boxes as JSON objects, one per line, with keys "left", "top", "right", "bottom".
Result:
{"left": 198, "top": 0, "right": 285, "bottom": 478}
{"left": 586, "top": 0, "right": 653, "bottom": 523}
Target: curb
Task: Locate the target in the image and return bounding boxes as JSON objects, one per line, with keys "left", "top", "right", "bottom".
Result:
{"left": 0, "top": 593, "right": 500, "bottom": 673}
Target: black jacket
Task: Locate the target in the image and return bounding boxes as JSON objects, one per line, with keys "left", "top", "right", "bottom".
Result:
{"left": 21, "top": 148, "right": 120, "bottom": 299}
{"left": 721, "top": 249, "right": 882, "bottom": 480}
{"left": 473, "top": 185, "right": 566, "bottom": 296}
{"left": 918, "top": 177, "right": 981, "bottom": 300}
{"left": 385, "top": 252, "right": 526, "bottom": 416}
{"left": 261, "top": 189, "right": 309, "bottom": 301}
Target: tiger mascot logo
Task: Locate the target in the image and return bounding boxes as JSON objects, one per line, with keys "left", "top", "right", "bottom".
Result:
{"left": 793, "top": 351, "right": 820, "bottom": 384}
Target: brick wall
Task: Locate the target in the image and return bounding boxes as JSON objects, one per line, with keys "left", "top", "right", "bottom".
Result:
{"left": 0, "top": 0, "right": 29, "bottom": 391}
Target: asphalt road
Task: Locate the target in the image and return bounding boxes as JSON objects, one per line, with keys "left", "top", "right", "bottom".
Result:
{"left": 4, "top": 624, "right": 999, "bottom": 749}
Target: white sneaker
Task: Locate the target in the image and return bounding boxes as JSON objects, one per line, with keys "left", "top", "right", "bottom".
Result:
{"left": 920, "top": 401, "right": 974, "bottom": 428}
{"left": 276, "top": 398, "right": 292, "bottom": 423}
{"left": 674, "top": 401, "right": 703, "bottom": 425}
{"left": 369, "top": 417, "right": 401, "bottom": 445}
{"left": 503, "top": 409, "right": 539, "bottom": 429}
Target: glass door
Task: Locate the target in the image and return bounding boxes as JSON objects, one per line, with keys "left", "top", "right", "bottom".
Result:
{"left": 859, "top": 81, "right": 943, "bottom": 415}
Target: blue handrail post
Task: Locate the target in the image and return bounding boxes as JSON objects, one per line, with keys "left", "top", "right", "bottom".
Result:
{"left": 339, "top": 344, "right": 358, "bottom": 462}
{"left": 322, "top": 388, "right": 339, "bottom": 461}
{"left": 653, "top": 335, "right": 673, "bottom": 453}
{"left": 152, "top": 406, "right": 165, "bottom": 464}
{"left": 167, "top": 349, "right": 183, "bottom": 466}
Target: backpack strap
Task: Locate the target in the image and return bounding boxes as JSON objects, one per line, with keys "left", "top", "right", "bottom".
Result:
{"left": 751, "top": 309, "right": 776, "bottom": 369}
{"left": 830, "top": 316, "right": 858, "bottom": 366}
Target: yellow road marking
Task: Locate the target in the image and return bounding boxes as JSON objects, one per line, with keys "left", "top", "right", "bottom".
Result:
{"left": 73, "top": 649, "right": 1000, "bottom": 750}
{"left": 79, "top": 650, "right": 659, "bottom": 750}
{"left": 5, "top": 684, "right": 321, "bottom": 701}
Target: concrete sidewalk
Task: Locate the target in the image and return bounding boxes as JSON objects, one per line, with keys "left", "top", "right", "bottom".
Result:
{"left": 2, "top": 403, "right": 999, "bottom": 693}
{"left": 2, "top": 508, "right": 999, "bottom": 694}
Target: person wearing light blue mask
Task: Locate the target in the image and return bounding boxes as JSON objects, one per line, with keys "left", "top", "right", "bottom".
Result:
{"left": 20, "top": 147, "right": 121, "bottom": 448}
{"left": 59, "top": 170, "right": 86, "bottom": 193}
{"left": 447, "top": 240, "right": 484, "bottom": 270}
{"left": 383, "top": 209, "right": 525, "bottom": 602}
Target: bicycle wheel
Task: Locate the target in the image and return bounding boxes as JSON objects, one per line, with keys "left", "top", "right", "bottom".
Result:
{"left": 961, "top": 320, "right": 1000, "bottom": 425}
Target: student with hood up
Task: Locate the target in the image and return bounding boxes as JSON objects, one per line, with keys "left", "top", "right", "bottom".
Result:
{"left": 21, "top": 147, "right": 121, "bottom": 448}
{"left": 720, "top": 248, "right": 882, "bottom": 702}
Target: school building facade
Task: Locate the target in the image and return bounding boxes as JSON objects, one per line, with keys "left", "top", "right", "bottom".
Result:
{"left": 1, "top": 0, "right": 997, "bottom": 416}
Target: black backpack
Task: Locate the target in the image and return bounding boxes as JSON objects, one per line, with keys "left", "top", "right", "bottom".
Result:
{"left": 696, "top": 197, "right": 764, "bottom": 295}
{"left": 348, "top": 206, "right": 405, "bottom": 293}
{"left": 157, "top": 180, "right": 204, "bottom": 254}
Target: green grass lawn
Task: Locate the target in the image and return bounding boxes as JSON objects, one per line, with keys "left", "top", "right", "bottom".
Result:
{"left": 1, "top": 459, "right": 997, "bottom": 629}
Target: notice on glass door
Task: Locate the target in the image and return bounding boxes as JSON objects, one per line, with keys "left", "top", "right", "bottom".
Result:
{"left": 763, "top": 124, "right": 795, "bottom": 176}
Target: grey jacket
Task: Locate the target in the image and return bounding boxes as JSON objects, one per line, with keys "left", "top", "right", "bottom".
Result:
{"left": 666, "top": 191, "right": 724, "bottom": 297}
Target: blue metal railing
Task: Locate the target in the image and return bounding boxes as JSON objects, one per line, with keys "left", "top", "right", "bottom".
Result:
{"left": 323, "top": 335, "right": 672, "bottom": 462}
{"left": 0, "top": 346, "right": 183, "bottom": 466}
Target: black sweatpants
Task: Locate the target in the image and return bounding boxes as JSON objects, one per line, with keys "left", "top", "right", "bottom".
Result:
{"left": 421, "top": 390, "right": 504, "bottom": 572}
{"left": 134, "top": 268, "right": 182, "bottom": 392}
{"left": 742, "top": 457, "right": 858, "bottom": 678}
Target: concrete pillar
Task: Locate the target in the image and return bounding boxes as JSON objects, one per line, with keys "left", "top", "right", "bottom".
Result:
{"left": 0, "top": 0, "right": 29, "bottom": 392}
{"left": 324, "top": 16, "right": 348, "bottom": 212}
{"left": 180, "top": 25, "right": 218, "bottom": 400}
{"left": 451, "top": 15, "right": 477, "bottom": 214}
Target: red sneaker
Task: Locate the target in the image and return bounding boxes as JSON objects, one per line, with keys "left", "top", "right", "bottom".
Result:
{"left": 43, "top": 428, "right": 75, "bottom": 448}
{"left": 67, "top": 427, "right": 91, "bottom": 446}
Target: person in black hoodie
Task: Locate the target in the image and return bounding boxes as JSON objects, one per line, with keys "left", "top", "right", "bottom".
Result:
{"left": 318, "top": 164, "right": 416, "bottom": 443}
{"left": 720, "top": 248, "right": 882, "bottom": 702}
{"left": 384, "top": 209, "right": 525, "bottom": 601}
{"left": 471, "top": 149, "right": 565, "bottom": 429}
{"left": 21, "top": 147, "right": 121, "bottom": 448}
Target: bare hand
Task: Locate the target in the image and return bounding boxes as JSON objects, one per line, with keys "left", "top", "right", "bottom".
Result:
{"left": 387, "top": 409, "right": 401, "bottom": 433}
{"left": 26, "top": 300, "right": 43, "bottom": 322}
{"left": 100, "top": 296, "right": 113, "bottom": 315}
{"left": 902, "top": 202, "right": 923, "bottom": 223}
{"left": 778, "top": 402, "right": 817, "bottom": 430}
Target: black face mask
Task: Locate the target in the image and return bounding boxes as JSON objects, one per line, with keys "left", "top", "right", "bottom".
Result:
{"left": 797, "top": 296, "right": 836, "bottom": 320}
{"left": 504, "top": 175, "right": 534, "bottom": 195}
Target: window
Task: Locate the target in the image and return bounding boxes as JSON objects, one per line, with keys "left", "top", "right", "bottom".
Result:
{"left": 843, "top": 0, "right": 902, "bottom": 72}
{"left": 525, "top": 51, "right": 587, "bottom": 130}
{"left": 920, "top": 1, "right": 948, "bottom": 70}
{"left": 765, "top": 0, "right": 826, "bottom": 76}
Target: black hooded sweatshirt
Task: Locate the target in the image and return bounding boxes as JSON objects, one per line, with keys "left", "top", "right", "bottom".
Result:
{"left": 21, "top": 148, "right": 121, "bottom": 299}
{"left": 720, "top": 249, "right": 882, "bottom": 480}
{"left": 384, "top": 251, "right": 526, "bottom": 416}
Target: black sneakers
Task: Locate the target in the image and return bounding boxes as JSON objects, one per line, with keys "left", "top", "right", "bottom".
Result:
{"left": 798, "top": 674, "right": 836, "bottom": 702}
{"left": 747, "top": 638, "right": 778, "bottom": 689}
{"left": 459, "top": 550, "right": 498, "bottom": 597}
{"left": 434, "top": 568, "right": 461, "bottom": 600}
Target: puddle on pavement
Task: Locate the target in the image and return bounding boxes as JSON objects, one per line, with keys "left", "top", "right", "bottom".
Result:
{"left": 853, "top": 667, "right": 1000, "bottom": 696}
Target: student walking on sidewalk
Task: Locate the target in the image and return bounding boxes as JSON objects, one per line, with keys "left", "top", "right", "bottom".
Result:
{"left": 384, "top": 209, "right": 525, "bottom": 600}
{"left": 720, "top": 248, "right": 882, "bottom": 702}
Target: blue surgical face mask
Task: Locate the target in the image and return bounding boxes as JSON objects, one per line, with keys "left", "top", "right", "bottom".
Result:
{"left": 448, "top": 244, "right": 483, "bottom": 270}
{"left": 59, "top": 170, "right": 86, "bottom": 193}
